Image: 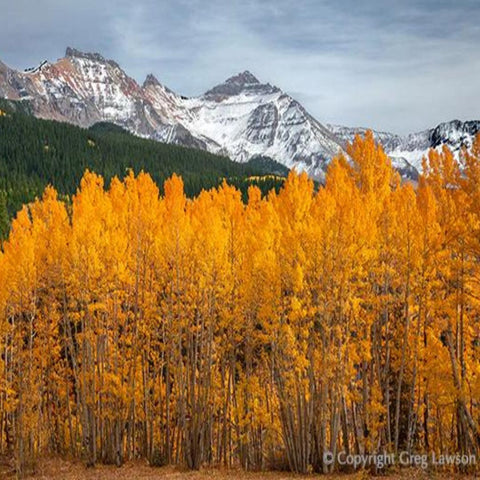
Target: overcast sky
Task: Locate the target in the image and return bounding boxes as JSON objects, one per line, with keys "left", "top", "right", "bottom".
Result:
{"left": 2, "top": 0, "right": 479, "bottom": 134}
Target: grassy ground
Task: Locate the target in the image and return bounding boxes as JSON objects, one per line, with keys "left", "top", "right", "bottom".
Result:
{"left": 0, "top": 457, "right": 473, "bottom": 480}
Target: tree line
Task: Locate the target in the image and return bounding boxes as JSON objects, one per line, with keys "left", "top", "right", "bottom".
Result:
{"left": 0, "top": 132, "right": 479, "bottom": 475}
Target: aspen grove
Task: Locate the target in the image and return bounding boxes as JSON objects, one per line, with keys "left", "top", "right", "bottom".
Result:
{"left": 1, "top": 132, "right": 480, "bottom": 475}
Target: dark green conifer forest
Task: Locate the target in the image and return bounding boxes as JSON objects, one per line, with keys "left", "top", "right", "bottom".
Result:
{"left": 0, "top": 99, "right": 287, "bottom": 237}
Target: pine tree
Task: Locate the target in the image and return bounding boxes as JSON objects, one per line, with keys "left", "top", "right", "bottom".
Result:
{"left": 0, "top": 191, "right": 9, "bottom": 240}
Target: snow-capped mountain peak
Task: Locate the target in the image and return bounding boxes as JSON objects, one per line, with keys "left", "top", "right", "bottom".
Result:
{"left": 430, "top": 120, "right": 480, "bottom": 149}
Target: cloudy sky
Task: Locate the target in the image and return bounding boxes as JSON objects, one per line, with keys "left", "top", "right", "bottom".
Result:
{"left": 2, "top": 0, "right": 479, "bottom": 133}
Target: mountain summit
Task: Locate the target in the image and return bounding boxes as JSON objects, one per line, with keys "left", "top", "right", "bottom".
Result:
{"left": 203, "top": 70, "right": 280, "bottom": 100}
{"left": 225, "top": 70, "right": 260, "bottom": 85}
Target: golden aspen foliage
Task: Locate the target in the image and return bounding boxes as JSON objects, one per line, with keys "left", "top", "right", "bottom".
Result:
{"left": 0, "top": 133, "right": 479, "bottom": 475}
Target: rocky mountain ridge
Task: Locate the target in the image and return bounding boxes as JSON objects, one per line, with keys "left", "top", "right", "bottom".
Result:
{"left": 1, "top": 48, "right": 478, "bottom": 180}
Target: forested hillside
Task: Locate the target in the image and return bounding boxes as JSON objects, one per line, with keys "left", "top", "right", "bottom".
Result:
{"left": 0, "top": 99, "right": 286, "bottom": 237}
{"left": 1, "top": 132, "right": 480, "bottom": 476}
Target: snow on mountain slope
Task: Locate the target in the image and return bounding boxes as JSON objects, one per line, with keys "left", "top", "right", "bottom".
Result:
{"left": 327, "top": 124, "right": 404, "bottom": 151}
{"left": 178, "top": 72, "right": 343, "bottom": 179}
{"left": 0, "top": 48, "right": 208, "bottom": 149}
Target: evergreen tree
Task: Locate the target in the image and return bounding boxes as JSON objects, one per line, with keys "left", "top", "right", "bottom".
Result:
{"left": 0, "top": 191, "right": 9, "bottom": 240}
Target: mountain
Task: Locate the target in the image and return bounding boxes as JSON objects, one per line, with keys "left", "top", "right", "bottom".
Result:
{"left": 0, "top": 48, "right": 343, "bottom": 180}
{"left": 328, "top": 120, "right": 480, "bottom": 179}
{"left": 1, "top": 47, "right": 478, "bottom": 181}
{"left": 176, "top": 71, "right": 343, "bottom": 179}
{"left": 0, "top": 48, "right": 208, "bottom": 149}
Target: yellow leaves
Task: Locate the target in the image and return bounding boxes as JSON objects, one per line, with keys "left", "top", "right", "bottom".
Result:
{"left": 87, "top": 302, "right": 107, "bottom": 313}
{"left": 276, "top": 170, "right": 314, "bottom": 226}
{"left": 288, "top": 296, "right": 303, "bottom": 322}
{"left": 164, "top": 173, "right": 186, "bottom": 215}
{"left": 247, "top": 184, "right": 262, "bottom": 205}
{"left": 346, "top": 130, "right": 399, "bottom": 199}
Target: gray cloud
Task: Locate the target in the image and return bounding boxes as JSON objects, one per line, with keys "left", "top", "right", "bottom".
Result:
{"left": 1, "top": 0, "right": 479, "bottom": 133}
